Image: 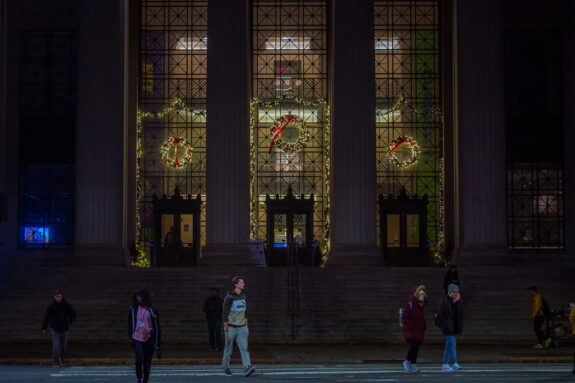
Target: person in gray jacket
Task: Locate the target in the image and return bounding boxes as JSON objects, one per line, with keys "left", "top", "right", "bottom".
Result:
{"left": 221, "top": 276, "right": 255, "bottom": 377}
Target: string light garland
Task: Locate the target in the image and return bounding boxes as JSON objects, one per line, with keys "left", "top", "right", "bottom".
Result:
{"left": 160, "top": 136, "right": 192, "bottom": 168}
{"left": 135, "top": 98, "right": 205, "bottom": 267}
{"left": 269, "top": 114, "right": 310, "bottom": 153}
{"left": 249, "top": 92, "right": 331, "bottom": 261}
{"left": 388, "top": 135, "right": 420, "bottom": 168}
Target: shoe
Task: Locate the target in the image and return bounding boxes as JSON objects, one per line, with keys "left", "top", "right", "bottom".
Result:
{"left": 543, "top": 338, "right": 552, "bottom": 348}
{"left": 52, "top": 364, "right": 60, "bottom": 368}
{"left": 441, "top": 364, "right": 454, "bottom": 372}
{"left": 402, "top": 360, "right": 411, "bottom": 371}
{"left": 410, "top": 364, "right": 420, "bottom": 372}
{"left": 224, "top": 368, "right": 232, "bottom": 377}
{"left": 59, "top": 363, "right": 66, "bottom": 367}
{"left": 244, "top": 366, "right": 255, "bottom": 377}
{"left": 532, "top": 344, "right": 544, "bottom": 349}
{"left": 452, "top": 363, "right": 462, "bottom": 370}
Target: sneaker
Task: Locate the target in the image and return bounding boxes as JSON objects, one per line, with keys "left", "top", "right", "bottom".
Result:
{"left": 52, "top": 364, "right": 60, "bottom": 368}
{"left": 543, "top": 338, "right": 552, "bottom": 348}
{"left": 410, "top": 364, "right": 420, "bottom": 372}
{"left": 224, "top": 368, "right": 232, "bottom": 377}
{"left": 442, "top": 364, "right": 454, "bottom": 372}
{"left": 532, "top": 344, "right": 544, "bottom": 349}
{"left": 59, "top": 362, "right": 66, "bottom": 367}
{"left": 452, "top": 363, "right": 462, "bottom": 370}
{"left": 244, "top": 366, "right": 255, "bottom": 377}
{"left": 402, "top": 360, "right": 411, "bottom": 371}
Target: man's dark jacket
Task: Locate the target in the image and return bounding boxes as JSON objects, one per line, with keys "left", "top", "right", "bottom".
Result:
{"left": 203, "top": 296, "right": 223, "bottom": 322}
{"left": 42, "top": 299, "right": 76, "bottom": 332}
{"left": 436, "top": 296, "right": 464, "bottom": 335}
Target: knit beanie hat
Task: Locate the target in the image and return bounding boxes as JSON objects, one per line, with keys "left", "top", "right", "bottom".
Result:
{"left": 447, "top": 284, "right": 459, "bottom": 294}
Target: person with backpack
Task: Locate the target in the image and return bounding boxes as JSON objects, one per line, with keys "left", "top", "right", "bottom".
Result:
{"left": 401, "top": 285, "right": 427, "bottom": 372}
{"left": 222, "top": 276, "right": 255, "bottom": 377}
{"left": 42, "top": 290, "right": 76, "bottom": 367}
{"left": 436, "top": 284, "right": 464, "bottom": 372}
{"left": 528, "top": 286, "right": 551, "bottom": 348}
{"left": 128, "top": 288, "right": 161, "bottom": 383}
{"left": 203, "top": 287, "right": 223, "bottom": 351}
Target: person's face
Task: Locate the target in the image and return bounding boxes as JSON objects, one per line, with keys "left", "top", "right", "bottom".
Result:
{"left": 211, "top": 289, "right": 218, "bottom": 297}
{"left": 449, "top": 290, "right": 459, "bottom": 299}
{"left": 417, "top": 293, "right": 425, "bottom": 302}
{"left": 235, "top": 279, "right": 245, "bottom": 291}
{"left": 137, "top": 295, "right": 143, "bottom": 304}
{"left": 529, "top": 289, "right": 536, "bottom": 297}
{"left": 54, "top": 294, "right": 63, "bottom": 303}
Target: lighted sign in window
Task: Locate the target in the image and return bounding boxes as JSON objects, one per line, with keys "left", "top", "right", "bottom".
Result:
{"left": 23, "top": 227, "right": 50, "bottom": 243}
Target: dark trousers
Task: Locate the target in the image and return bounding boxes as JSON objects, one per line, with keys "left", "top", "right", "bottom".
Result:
{"left": 533, "top": 316, "right": 546, "bottom": 344}
{"left": 207, "top": 320, "right": 222, "bottom": 350}
{"left": 50, "top": 329, "right": 68, "bottom": 363}
{"left": 133, "top": 338, "right": 155, "bottom": 383}
{"left": 406, "top": 340, "right": 421, "bottom": 363}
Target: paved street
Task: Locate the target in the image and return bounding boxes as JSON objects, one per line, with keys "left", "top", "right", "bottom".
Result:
{"left": 0, "top": 364, "right": 573, "bottom": 383}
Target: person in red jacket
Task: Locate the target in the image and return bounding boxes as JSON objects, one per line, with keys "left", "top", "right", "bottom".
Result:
{"left": 402, "top": 285, "right": 427, "bottom": 372}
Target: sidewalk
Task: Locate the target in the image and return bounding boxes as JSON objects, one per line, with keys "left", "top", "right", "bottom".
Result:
{"left": 0, "top": 343, "right": 572, "bottom": 365}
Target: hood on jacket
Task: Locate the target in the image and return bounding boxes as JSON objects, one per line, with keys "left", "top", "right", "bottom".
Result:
{"left": 133, "top": 288, "right": 153, "bottom": 308}
{"left": 410, "top": 285, "right": 427, "bottom": 303}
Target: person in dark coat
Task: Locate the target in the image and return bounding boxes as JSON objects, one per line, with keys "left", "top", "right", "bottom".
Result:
{"left": 402, "top": 285, "right": 427, "bottom": 372}
{"left": 203, "top": 288, "right": 223, "bottom": 351}
{"left": 436, "top": 283, "right": 464, "bottom": 372}
{"left": 443, "top": 265, "right": 460, "bottom": 295}
{"left": 42, "top": 290, "right": 76, "bottom": 367}
{"left": 128, "top": 288, "right": 161, "bottom": 383}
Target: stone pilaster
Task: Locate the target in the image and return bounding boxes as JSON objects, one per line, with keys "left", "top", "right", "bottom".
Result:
{"left": 328, "top": 0, "right": 381, "bottom": 265}
{"left": 203, "top": 0, "right": 251, "bottom": 263}
{"left": 75, "top": 0, "right": 125, "bottom": 253}
{"left": 457, "top": 0, "right": 508, "bottom": 264}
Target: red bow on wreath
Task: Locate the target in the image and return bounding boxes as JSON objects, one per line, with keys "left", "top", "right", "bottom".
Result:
{"left": 269, "top": 115, "right": 297, "bottom": 153}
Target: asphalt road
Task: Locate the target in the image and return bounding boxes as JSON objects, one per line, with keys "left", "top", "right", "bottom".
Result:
{"left": 0, "top": 364, "right": 573, "bottom": 383}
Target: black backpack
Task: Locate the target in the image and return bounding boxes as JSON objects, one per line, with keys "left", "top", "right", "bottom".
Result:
{"left": 541, "top": 297, "right": 550, "bottom": 317}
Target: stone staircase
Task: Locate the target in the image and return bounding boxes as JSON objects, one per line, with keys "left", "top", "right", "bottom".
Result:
{"left": 0, "top": 251, "right": 573, "bottom": 345}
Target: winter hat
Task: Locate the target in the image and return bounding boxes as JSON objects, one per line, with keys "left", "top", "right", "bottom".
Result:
{"left": 447, "top": 284, "right": 459, "bottom": 294}
{"left": 414, "top": 285, "right": 427, "bottom": 297}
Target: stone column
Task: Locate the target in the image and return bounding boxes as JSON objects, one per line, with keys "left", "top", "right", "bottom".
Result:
{"left": 328, "top": 0, "right": 381, "bottom": 265}
{"left": 456, "top": 0, "right": 508, "bottom": 264}
{"left": 0, "top": 0, "right": 7, "bottom": 253}
{"left": 203, "top": 0, "right": 251, "bottom": 264}
{"left": 75, "top": 0, "right": 126, "bottom": 258}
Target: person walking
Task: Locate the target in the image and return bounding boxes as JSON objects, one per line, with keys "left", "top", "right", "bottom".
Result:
{"left": 401, "top": 285, "right": 427, "bottom": 372}
{"left": 203, "top": 287, "right": 223, "bottom": 351}
{"left": 443, "top": 265, "right": 460, "bottom": 295}
{"left": 528, "top": 286, "right": 551, "bottom": 348}
{"left": 436, "top": 284, "right": 464, "bottom": 372}
{"left": 128, "top": 288, "right": 161, "bottom": 383}
{"left": 222, "top": 276, "right": 255, "bottom": 377}
{"left": 42, "top": 290, "right": 76, "bottom": 367}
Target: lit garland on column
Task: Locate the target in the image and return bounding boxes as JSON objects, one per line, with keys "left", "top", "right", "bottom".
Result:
{"left": 376, "top": 95, "right": 446, "bottom": 265}
{"left": 135, "top": 98, "right": 205, "bottom": 267}
{"left": 249, "top": 93, "right": 331, "bottom": 259}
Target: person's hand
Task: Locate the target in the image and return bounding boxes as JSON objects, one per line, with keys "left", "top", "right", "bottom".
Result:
{"left": 42, "top": 330, "right": 46, "bottom": 334}
{"left": 245, "top": 319, "right": 248, "bottom": 328}
{"left": 223, "top": 322, "right": 229, "bottom": 332}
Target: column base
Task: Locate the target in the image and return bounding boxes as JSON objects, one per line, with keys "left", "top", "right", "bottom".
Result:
{"left": 199, "top": 245, "right": 257, "bottom": 266}
{"left": 326, "top": 245, "right": 384, "bottom": 266}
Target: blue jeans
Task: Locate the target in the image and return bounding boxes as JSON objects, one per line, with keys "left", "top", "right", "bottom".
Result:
{"left": 443, "top": 335, "right": 457, "bottom": 364}
{"left": 50, "top": 329, "right": 68, "bottom": 363}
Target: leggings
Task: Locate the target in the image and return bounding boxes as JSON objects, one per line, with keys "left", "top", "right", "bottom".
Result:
{"left": 133, "top": 338, "right": 155, "bottom": 383}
